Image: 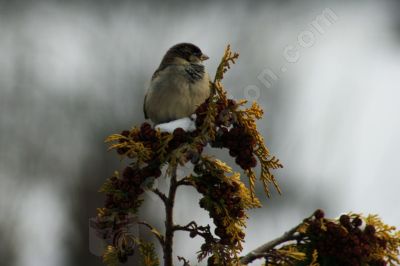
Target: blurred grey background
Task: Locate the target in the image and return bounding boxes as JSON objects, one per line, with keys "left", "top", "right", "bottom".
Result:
{"left": 1, "top": 0, "right": 400, "bottom": 265}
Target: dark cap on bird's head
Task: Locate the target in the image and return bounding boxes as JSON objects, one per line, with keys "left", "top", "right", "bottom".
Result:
{"left": 161, "top": 43, "right": 209, "bottom": 64}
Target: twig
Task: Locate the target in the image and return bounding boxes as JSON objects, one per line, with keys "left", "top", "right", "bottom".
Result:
{"left": 151, "top": 188, "right": 168, "bottom": 205}
{"left": 239, "top": 223, "right": 301, "bottom": 264}
{"left": 176, "top": 176, "right": 193, "bottom": 187}
{"left": 177, "top": 256, "right": 191, "bottom": 266}
{"left": 137, "top": 221, "right": 165, "bottom": 246}
{"left": 173, "top": 221, "right": 215, "bottom": 242}
{"left": 173, "top": 221, "right": 197, "bottom": 232}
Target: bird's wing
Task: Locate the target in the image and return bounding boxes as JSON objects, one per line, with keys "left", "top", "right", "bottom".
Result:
{"left": 143, "top": 93, "right": 148, "bottom": 119}
{"left": 145, "top": 67, "right": 165, "bottom": 120}
{"left": 151, "top": 64, "right": 168, "bottom": 81}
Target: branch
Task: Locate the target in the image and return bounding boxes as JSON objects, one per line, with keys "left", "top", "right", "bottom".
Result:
{"left": 176, "top": 176, "right": 193, "bottom": 187}
{"left": 151, "top": 188, "right": 168, "bottom": 205}
{"left": 240, "top": 212, "right": 318, "bottom": 264}
{"left": 173, "top": 221, "right": 215, "bottom": 242}
{"left": 164, "top": 166, "right": 178, "bottom": 266}
{"left": 177, "top": 256, "right": 191, "bottom": 266}
{"left": 173, "top": 221, "right": 198, "bottom": 233}
{"left": 173, "top": 221, "right": 196, "bottom": 231}
{"left": 239, "top": 223, "right": 301, "bottom": 264}
{"left": 138, "top": 221, "right": 165, "bottom": 247}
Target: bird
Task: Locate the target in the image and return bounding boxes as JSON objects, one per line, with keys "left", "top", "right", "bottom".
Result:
{"left": 143, "top": 43, "right": 210, "bottom": 124}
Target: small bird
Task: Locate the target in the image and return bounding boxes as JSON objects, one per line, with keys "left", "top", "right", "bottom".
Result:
{"left": 143, "top": 43, "right": 210, "bottom": 124}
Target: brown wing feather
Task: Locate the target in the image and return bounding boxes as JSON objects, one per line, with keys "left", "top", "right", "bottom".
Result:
{"left": 143, "top": 93, "right": 148, "bottom": 119}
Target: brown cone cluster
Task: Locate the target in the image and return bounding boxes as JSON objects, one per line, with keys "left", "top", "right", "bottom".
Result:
{"left": 193, "top": 162, "right": 247, "bottom": 265}
{"left": 196, "top": 98, "right": 258, "bottom": 170}
{"left": 303, "top": 210, "right": 388, "bottom": 266}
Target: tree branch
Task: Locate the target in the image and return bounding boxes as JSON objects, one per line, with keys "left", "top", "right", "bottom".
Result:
{"left": 176, "top": 176, "right": 193, "bottom": 187}
{"left": 151, "top": 188, "right": 168, "bottom": 205}
{"left": 239, "top": 223, "right": 301, "bottom": 264}
{"left": 173, "top": 221, "right": 215, "bottom": 242}
{"left": 177, "top": 256, "right": 191, "bottom": 266}
{"left": 173, "top": 221, "right": 196, "bottom": 232}
{"left": 164, "top": 166, "right": 178, "bottom": 266}
{"left": 138, "top": 221, "right": 165, "bottom": 247}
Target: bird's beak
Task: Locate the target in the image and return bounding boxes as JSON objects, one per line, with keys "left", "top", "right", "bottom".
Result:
{"left": 200, "top": 54, "right": 209, "bottom": 61}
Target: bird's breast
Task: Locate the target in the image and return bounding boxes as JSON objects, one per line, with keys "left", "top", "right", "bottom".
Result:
{"left": 145, "top": 65, "right": 210, "bottom": 124}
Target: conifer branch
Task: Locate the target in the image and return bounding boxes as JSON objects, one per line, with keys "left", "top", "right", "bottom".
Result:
{"left": 176, "top": 177, "right": 193, "bottom": 187}
{"left": 239, "top": 223, "right": 302, "bottom": 264}
{"left": 138, "top": 221, "right": 165, "bottom": 247}
{"left": 177, "top": 256, "right": 191, "bottom": 266}
{"left": 151, "top": 188, "right": 168, "bottom": 205}
{"left": 96, "top": 45, "right": 400, "bottom": 266}
{"left": 164, "top": 166, "right": 178, "bottom": 266}
{"left": 173, "top": 221, "right": 214, "bottom": 241}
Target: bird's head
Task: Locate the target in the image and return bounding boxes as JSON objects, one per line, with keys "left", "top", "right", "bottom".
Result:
{"left": 162, "top": 43, "right": 209, "bottom": 65}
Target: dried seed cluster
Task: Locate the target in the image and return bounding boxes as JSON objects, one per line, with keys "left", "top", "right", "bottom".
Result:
{"left": 192, "top": 157, "right": 261, "bottom": 265}
{"left": 197, "top": 177, "right": 245, "bottom": 242}
{"left": 301, "top": 210, "right": 392, "bottom": 266}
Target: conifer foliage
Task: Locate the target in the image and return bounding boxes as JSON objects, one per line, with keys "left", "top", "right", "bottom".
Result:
{"left": 95, "top": 46, "right": 399, "bottom": 266}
